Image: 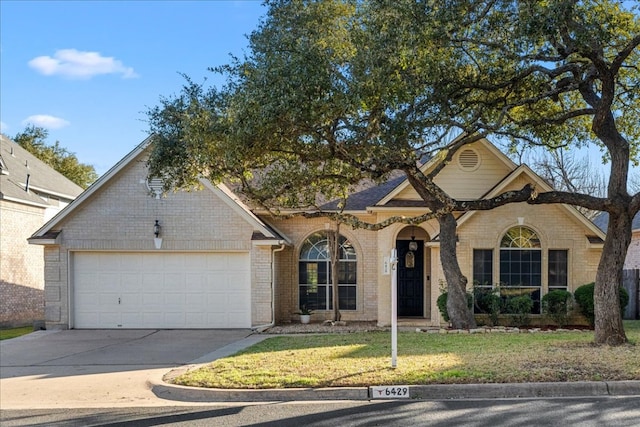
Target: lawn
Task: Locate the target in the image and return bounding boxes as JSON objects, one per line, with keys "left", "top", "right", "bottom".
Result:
{"left": 0, "top": 326, "right": 33, "bottom": 341}
{"left": 173, "top": 321, "right": 640, "bottom": 389}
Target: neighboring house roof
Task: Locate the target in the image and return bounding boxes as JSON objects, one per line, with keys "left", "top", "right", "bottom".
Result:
{"left": 29, "top": 136, "right": 287, "bottom": 244}
{"left": 0, "top": 134, "right": 83, "bottom": 207}
{"left": 593, "top": 212, "right": 640, "bottom": 233}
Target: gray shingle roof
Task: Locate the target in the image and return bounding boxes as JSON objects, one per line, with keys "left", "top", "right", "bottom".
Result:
{"left": 0, "top": 134, "right": 83, "bottom": 206}
{"left": 321, "top": 174, "right": 407, "bottom": 210}
{"left": 593, "top": 211, "right": 640, "bottom": 232}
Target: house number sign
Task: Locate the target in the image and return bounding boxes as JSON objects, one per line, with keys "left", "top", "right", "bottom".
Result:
{"left": 369, "top": 386, "right": 410, "bottom": 399}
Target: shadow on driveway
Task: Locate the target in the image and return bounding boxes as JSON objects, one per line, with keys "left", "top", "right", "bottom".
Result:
{"left": 0, "top": 329, "right": 252, "bottom": 379}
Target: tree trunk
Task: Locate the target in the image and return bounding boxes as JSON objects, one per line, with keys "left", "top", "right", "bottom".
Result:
{"left": 439, "top": 213, "right": 477, "bottom": 329}
{"left": 594, "top": 211, "right": 630, "bottom": 345}
{"left": 330, "top": 223, "right": 341, "bottom": 322}
{"left": 591, "top": 113, "right": 631, "bottom": 346}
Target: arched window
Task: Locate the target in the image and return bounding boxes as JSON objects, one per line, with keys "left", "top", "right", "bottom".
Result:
{"left": 299, "top": 232, "right": 357, "bottom": 311}
{"left": 500, "top": 226, "right": 542, "bottom": 312}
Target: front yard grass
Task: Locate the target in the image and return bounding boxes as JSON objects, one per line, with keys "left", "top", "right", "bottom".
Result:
{"left": 174, "top": 321, "right": 640, "bottom": 389}
{"left": 0, "top": 326, "right": 33, "bottom": 341}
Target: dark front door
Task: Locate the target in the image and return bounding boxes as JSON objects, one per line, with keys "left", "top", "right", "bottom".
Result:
{"left": 397, "top": 240, "right": 424, "bottom": 317}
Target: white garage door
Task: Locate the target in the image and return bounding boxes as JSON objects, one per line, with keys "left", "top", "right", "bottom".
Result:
{"left": 73, "top": 252, "right": 251, "bottom": 329}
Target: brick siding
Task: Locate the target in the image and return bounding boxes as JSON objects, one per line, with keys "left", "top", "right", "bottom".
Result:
{"left": 0, "top": 201, "right": 45, "bottom": 327}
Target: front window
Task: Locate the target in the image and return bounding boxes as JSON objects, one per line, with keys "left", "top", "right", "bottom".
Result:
{"left": 473, "top": 249, "right": 493, "bottom": 287}
{"left": 548, "top": 250, "right": 568, "bottom": 290}
{"left": 500, "top": 226, "right": 541, "bottom": 313}
{"left": 299, "top": 232, "right": 357, "bottom": 311}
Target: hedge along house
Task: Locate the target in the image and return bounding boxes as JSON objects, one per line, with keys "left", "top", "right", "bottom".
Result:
{"left": 29, "top": 136, "right": 605, "bottom": 329}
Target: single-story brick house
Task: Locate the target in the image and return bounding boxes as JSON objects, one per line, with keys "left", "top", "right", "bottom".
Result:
{"left": 29, "top": 136, "right": 605, "bottom": 329}
{"left": 1, "top": 134, "right": 83, "bottom": 327}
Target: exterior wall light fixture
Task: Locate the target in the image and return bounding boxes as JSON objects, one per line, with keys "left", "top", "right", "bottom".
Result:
{"left": 153, "top": 220, "right": 162, "bottom": 249}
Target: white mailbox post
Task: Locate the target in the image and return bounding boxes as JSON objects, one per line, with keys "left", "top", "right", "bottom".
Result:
{"left": 390, "top": 248, "right": 398, "bottom": 368}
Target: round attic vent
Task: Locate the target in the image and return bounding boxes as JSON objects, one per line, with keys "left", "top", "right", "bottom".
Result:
{"left": 147, "top": 177, "right": 164, "bottom": 199}
{"left": 458, "top": 148, "right": 480, "bottom": 171}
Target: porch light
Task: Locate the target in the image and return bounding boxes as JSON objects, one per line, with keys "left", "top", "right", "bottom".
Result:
{"left": 154, "top": 220, "right": 161, "bottom": 238}
{"left": 153, "top": 220, "right": 162, "bottom": 250}
{"left": 408, "top": 227, "right": 418, "bottom": 251}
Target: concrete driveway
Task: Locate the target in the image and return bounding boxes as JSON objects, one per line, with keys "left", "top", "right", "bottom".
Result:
{"left": 0, "top": 329, "right": 257, "bottom": 409}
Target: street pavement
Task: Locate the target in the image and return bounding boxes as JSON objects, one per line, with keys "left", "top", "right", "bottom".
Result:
{"left": 1, "top": 329, "right": 639, "bottom": 409}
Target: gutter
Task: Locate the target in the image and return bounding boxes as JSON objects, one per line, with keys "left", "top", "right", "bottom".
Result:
{"left": 252, "top": 241, "right": 287, "bottom": 332}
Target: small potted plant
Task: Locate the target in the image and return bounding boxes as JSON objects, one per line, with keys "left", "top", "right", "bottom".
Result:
{"left": 296, "top": 306, "right": 313, "bottom": 324}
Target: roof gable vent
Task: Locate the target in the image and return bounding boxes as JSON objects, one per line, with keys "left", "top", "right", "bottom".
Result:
{"left": 458, "top": 148, "right": 480, "bottom": 171}
{"left": 147, "top": 177, "right": 164, "bottom": 199}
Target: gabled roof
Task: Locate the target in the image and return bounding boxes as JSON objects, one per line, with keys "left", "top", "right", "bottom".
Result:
{"left": 0, "top": 134, "right": 83, "bottom": 207}
{"left": 321, "top": 135, "right": 604, "bottom": 242}
{"left": 29, "top": 135, "right": 287, "bottom": 244}
{"left": 453, "top": 164, "right": 606, "bottom": 242}
{"left": 593, "top": 212, "right": 640, "bottom": 233}
{"left": 376, "top": 138, "right": 517, "bottom": 207}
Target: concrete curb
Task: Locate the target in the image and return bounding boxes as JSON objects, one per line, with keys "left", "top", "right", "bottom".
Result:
{"left": 152, "top": 381, "right": 640, "bottom": 402}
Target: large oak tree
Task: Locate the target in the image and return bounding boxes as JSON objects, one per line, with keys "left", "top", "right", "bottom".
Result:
{"left": 147, "top": 0, "right": 638, "bottom": 341}
{"left": 428, "top": 0, "right": 639, "bottom": 344}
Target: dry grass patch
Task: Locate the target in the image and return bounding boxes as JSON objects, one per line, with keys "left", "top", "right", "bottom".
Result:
{"left": 173, "top": 321, "right": 640, "bottom": 389}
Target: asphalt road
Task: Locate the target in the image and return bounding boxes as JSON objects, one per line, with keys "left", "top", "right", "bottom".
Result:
{"left": 2, "top": 397, "right": 640, "bottom": 427}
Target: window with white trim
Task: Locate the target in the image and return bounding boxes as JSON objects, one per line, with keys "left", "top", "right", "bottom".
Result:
{"left": 500, "top": 226, "right": 542, "bottom": 313}
{"left": 299, "top": 232, "right": 357, "bottom": 311}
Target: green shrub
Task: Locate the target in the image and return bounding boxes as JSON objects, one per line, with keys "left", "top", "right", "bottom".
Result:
{"left": 437, "top": 292, "right": 450, "bottom": 322}
{"left": 574, "top": 282, "right": 630, "bottom": 326}
{"left": 473, "top": 287, "right": 501, "bottom": 326}
{"left": 541, "top": 290, "right": 573, "bottom": 327}
{"left": 437, "top": 291, "right": 473, "bottom": 323}
{"left": 505, "top": 295, "right": 533, "bottom": 326}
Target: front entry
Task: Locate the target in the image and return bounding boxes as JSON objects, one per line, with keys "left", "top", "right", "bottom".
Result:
{"left": 397, "top": 239, "right": 424, "bottom": 317}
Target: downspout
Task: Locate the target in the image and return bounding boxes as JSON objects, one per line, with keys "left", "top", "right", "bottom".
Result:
{"left": 252, "top": 241, "right": 286, "bottom": 332}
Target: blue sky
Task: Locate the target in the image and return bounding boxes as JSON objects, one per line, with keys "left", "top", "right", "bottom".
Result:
{"left": 1, "top": 0, "right": 267, "bottom": 175}
{"left": 1, "top": 1, "right": 637, "bottom": 181}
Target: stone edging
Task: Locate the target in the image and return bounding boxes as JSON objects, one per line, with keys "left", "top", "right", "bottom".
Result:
{"left": 418, "top": 326, "right": 592, "bottom": 334}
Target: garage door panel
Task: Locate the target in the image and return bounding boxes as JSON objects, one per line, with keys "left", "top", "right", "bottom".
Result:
{"left": 121, "top": 312, "right": 142, "bottom": 325}
{"left": 227, "top": 312, "right": 251, "bottom": 327}
{"left": 98, "top": 312, "right": 120, "bottom": 327}
{"left": 142, "top": 292, "right": 164, "bottom": 307}
{"left": 185, "top": 273, "right": 206, "bottom": 290}
{"left": 185, "top": 254, "right": 208, "bottom": 269}
{"left": 121, "top": 273, "right": 141, "bottom": 289}
{"left": 142, "top": 273, "right": 163, "bottom": 289}
{"left": 185, "top": 313, "right": 207, "bottom": 327}
{"left": 73, "top": 252, "right": 251, "bottom": 329}
{"left": 227, "top": 254, "right": 249, "bottom": 270}
{"left": 120, "top": 292, "right": 142, "bottom": 306}
{"left": 118, "top": 256, "right": 137, "bottom": 270}
{"left": 185, "top": 293, "right": 207, "bottom": 308}
{"left": 163, "top": 273, "right": 184, "bottom": 289}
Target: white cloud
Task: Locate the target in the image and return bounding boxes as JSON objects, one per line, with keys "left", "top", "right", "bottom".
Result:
{"left": 28, "top": 49, "right": 139, "bottom": 79}
{"left": 22, "top": 115, "right": 70, "bottom": 129}
{"left": 0, "top": 121, "right": 8, "bottom": 133}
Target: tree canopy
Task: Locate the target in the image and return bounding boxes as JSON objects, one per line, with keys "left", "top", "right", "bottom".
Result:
{"left": 147, "top": 0, "right": 639, "bottom": 344}
{"left": 13, "top": 125, "right": 98, "bottom": 189}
